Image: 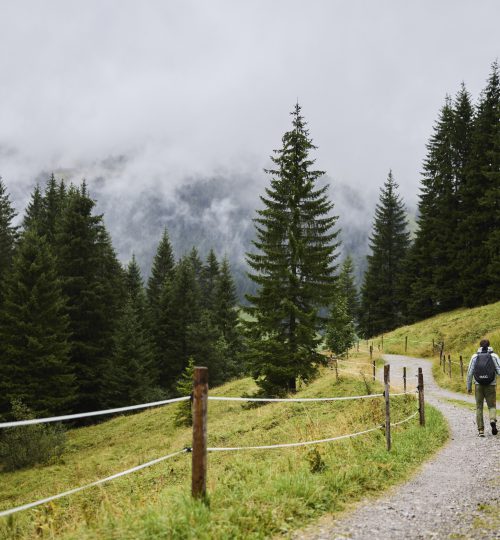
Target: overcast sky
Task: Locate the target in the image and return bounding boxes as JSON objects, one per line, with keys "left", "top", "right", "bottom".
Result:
{"left": 1, "top": 0, "right": 499, "bottom": 212}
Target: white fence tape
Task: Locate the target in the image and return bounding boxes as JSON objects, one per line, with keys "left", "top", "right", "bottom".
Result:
{"left": 207, "top": 425, "right": 382, "bottom": 451}
{"left": 0, "top": 396, "right": 191, "bottom": 429}
{"left": 207, "top": 409, "right": 418, "bottom": 452}
{"left": 208, "top": 394, "right": 384, "bottom": 403}
{"left": 0, "top": 449, "right": 188, "bottom": 518}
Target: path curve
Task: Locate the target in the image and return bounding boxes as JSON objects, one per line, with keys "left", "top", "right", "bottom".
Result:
{"left": 294, "top": 354, "right": 499, "bottom": 540}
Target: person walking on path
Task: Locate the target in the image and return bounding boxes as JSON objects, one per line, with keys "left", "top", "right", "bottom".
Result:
{"left": 466, "top": 339, "right": 500, "bottom": 437}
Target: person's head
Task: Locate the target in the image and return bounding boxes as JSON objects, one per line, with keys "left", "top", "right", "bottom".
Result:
{"left": 479, "top": 338, "right": 490, "bottom": 351}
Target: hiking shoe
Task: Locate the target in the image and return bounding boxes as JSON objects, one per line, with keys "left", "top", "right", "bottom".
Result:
{"left": 478, "top": 430, "right": 485, "bottom": 437}
{"left": 491, "top": 422, "right": 498, "bottom": 436}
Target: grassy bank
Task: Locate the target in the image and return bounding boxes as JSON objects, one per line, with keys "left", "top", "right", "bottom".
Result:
{"left": 369, "top": 301, "right": 500, "bottom": 394}
{"left": 1, "top": 366, "right": 447, "bottom": 540}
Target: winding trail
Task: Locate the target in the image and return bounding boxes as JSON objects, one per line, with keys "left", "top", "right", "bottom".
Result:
{"left": 294, "top": 354, "right": 499, "bottom": 540}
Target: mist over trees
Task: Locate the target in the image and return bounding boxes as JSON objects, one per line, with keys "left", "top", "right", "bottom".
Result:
{"left": 0, "top": 178, "right": 242, "bottom": 420}
{"left": 0, "top": 61, "right": 497, "bottom": 413}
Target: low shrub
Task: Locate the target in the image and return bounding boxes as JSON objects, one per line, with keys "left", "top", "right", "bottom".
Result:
{"left": 0, "top": 400, "right": 66, "bottom": 472}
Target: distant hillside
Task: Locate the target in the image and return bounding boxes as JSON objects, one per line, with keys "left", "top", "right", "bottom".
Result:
{"left": 374, "top": 301, "right": 500, "bottom": 393}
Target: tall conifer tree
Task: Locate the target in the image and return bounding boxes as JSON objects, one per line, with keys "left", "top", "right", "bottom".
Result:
{"left": 458, "top": 62, "right": 500, "bottom": 305}
{"left": 56, "top": 183, "right": 122, "bottom": 413}
{"left": 245, "top": 104, "right": 340, "bottom": 394}
{"left": 360, "top": 171, "right": 410, "bottom": 337}
{"left": 0, "top": 178, "right": 18, "bottom": 307}
{"left": 0, "top": 230, "right": 74, "bottom": 416}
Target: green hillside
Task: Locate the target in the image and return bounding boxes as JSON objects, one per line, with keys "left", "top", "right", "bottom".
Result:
{"left": 0, "top": 368, "right": 446, "bottom": 540}
{"left": 372, "top": 301, "right": 500, "bottom": 394}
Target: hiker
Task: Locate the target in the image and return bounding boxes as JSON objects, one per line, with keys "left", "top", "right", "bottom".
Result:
{"left": 466, "top": 339, "right": 500, "bottom": 437}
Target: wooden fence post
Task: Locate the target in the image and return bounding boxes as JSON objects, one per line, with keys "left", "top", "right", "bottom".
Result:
{"left": 381, "top": 335, "right": 384, "bottom": 350}
{"left": 372, "top": 359, "right": 376, "bottom": 381}
{"left": 192, "top": 366, "right": 208, "bottom": 499}
{"left": 418, "top": 367, "right": 425, "bottom": 427}
{"left": 384, "top": 364, "right": 391, "bottom": 451}
{"left": 405, "top": 336, "right": 408, "bottom": 353}
{"left": 448, "top": 355, "right": 452, "bottom": 378}
{"left": 403, "top": 366, "right": 407, "bottom": 393}
{"left": 369, "top": 345, "right": 373, "bottom": 359}
{"left": 432, "top": 338, "right": 435, "bottom": 353}
{"left": 334, "top": 357, "right": 339, "bottom": 382}
{"left": 460, "top": 355, "right": 464, "bottom": 380}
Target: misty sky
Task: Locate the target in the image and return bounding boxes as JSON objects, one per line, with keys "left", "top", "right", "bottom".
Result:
{"left": 1, "top": 0, "right": 499, "bottom": 217}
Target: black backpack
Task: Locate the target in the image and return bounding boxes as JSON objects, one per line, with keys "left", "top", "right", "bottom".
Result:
{"left": 473, "top": 352, "right": 496, "bottom": 385}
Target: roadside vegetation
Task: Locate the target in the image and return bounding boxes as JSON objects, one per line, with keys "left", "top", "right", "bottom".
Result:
{"left": 0, "top": 366, "right": 447, "bottom": 540}
{"left": 371, "top": 301, "right": 500, "bottom": 394}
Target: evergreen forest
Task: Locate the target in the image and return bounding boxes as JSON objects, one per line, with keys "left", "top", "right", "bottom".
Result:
{"left": 0, "top": 62, "right": 498, "bottom": 416}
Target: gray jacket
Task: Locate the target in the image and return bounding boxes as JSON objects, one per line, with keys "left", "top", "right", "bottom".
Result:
{"left": 466, "top": 347, "right": 500, "bottom": 392}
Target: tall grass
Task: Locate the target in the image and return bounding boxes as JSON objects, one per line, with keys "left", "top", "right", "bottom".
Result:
{"left": 0, "top": 368, "right": 446, "bottom": 540}
{"left": 370, "top": 301, "right": 500, "bottom": 394}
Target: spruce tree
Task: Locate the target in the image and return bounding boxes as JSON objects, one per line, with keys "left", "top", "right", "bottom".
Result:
{"left": 108, "top": 298, "right": 156, "bottom": 406}
{"left": 0, "top": 230, "right": 74, "bottom": 417}
{"left": 338, "top": 256, "right": 360, "bottom": 328}
{"left": 157, "top": 256, "right": 201, "bottom": 391}
{"left": 23, "top": 185, "right": 44, "bottom": 233}
{"left": 147, "top": 229, "right": 176, "bottom": 379}
{"left": 245, "top": 104, "right": 340, "bottom": 394}
{"left": 406, "top": 99, "right": 455, "bottom": 319}
{"left": 458, "top": 62, "right": 500, "bottom": 305}
{"left": 43, "top": 174, "right": 66, "bottom": 244}
{"left": 200, "top": 248, "right": 220, "bottom": 311}
{"left": 360, "top": 171, "right": 410, "bottom": 337}
{"left": 0, "top": 178, "right": 18, "bottom": 307}
{"left": 214, "top": 257, "right": 241, "bottom": 365}
{"left": 325, "top": 295, "right": 355, "bottom": 357}
{"left": 56, "top": 183, "right": 122, "bottom": 413}
{"left": 147, "top": 228, "right": 175, "bottom": 312}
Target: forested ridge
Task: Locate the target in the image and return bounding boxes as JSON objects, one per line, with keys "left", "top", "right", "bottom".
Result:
{"left": 0, "top": 61, "right": 498, "bottom": 421}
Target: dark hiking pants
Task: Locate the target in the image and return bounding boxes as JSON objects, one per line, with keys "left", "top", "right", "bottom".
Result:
{"left": 475, "top": 384, "right": 497, "bottom": 431}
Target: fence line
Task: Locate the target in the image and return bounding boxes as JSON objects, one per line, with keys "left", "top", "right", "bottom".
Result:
{"left": 205, "top": 409, "right": 419, "bottom": 453}
{"left": 0, "top": 449, "right": 189, "bottom": 518}
{"left": 0, "top": 396, "right": 191, "bottom": 429}
{"left": 208, "top": 394, "right": 384, "bottom": 403}
{"left": 0, "top": 364, "right": 425, "bottom": 518}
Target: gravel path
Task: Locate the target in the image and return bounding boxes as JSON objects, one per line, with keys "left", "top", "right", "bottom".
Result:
{"left": 294, "top": 354, "right": 500, "bottom": 540}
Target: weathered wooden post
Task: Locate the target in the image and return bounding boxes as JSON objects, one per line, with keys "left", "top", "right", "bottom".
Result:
{"left": 448, "top": 355, "right": 452, "bottom": 378}
{"left": 192, "top": 366, "right": 208, "bottom": 499}
{"left": 369, "top": 344, "right": 373, "bottom": 359}
{"left": 460, "top": 355, "right": 464, "bottom": 379}
{"left": 384, "top": 364, "right": 391, "bottom": 451}
{"left": 381, "top": 334, "right": 384, "bottom": 350}
{"left": 417, "top": 367, "right": 425, "bottom": 426}
{"left": 403, "top": 366, "right": 407, "bottom": 393}
{"left": 432, "top": 338, "right": 435, "bottom": 353}
{"left": 372, "top": 359, "right": 376, "bottom": 381}
{"left": 405, "top": 336, "right": 408, "bottom": 353}
{"left": 334, "top": 357, "right": 339, "bottom": 382}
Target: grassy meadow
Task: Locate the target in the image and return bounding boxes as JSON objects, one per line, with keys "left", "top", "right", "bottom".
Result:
{"left": 0, "top": 364, "right": 447, "bottom": 539}
{"left": 368, "top": 301, "right": 500, "bottom": 394}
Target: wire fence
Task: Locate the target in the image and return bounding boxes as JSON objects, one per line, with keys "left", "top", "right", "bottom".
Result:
{"left": 0, "top": 364, "right": 425, "bottom": 519}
